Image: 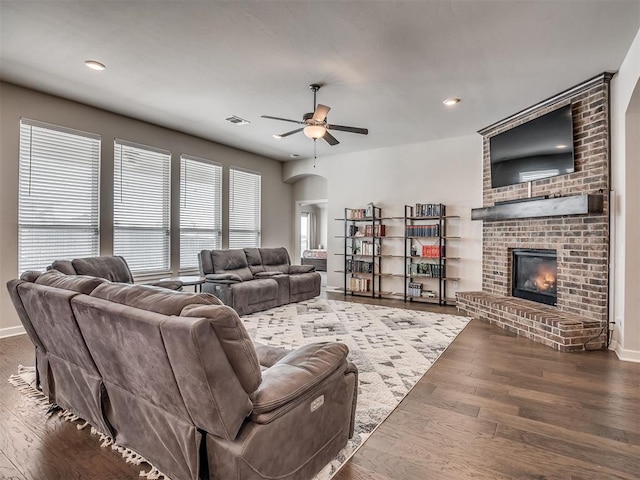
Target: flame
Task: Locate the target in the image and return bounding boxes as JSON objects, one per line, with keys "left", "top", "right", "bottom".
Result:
{"left": 532, "top": 265, "right": 556, "bottom": 292}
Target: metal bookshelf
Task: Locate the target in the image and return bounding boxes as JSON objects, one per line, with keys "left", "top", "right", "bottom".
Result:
{"left": 404, "top": 204, "right": 459, "bottom": 305}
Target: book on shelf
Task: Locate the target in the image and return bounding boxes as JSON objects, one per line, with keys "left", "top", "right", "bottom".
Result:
{"left": 405, "top": 224, "right": 439, "bottom": 237}
{"left": 347, "top": 208, "right": 367, "bottom": 219}
{"left": 361, "top": 241, "right": 380, "bottom": 256}
{"left": 414, "top": 203, "right": 442, "bottom": 217}
{"left": 421, "top": 245, "right": 443, "bottom": 258}
{"left": 364, "top": 224, "right": 386, "bottom": 237}
{"left": 408, "top": 281, "right": 422, "bottom": 297}
{"left": 348, "top": 225, "right": 359, "bottom": 237}
{"left": 349, "top": 277, "right": 370, "bottom": 292}
{"left": 408, "top": 262, "right": 442, "bottom": 278}
{"left": 347, "top": 259, "right": 374, "bottom": 273}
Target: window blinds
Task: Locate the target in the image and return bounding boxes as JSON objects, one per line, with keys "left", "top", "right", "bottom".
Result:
{"left": 113, "top": 140, "right": 170, "bottom": 274}
{"left": 179, "top": 155, "right": 222, "bottom": 269}
{"left": 18, "top": 119, "right": 100, "bottom": 273}
{"left": 229, "top": 167, "right": 261, "bottom": 249}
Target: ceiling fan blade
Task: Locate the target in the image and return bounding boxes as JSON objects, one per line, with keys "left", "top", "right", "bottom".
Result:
{"left": 275, "top": 128, "right": 304, "bottom": 138}
{"left": 323, "top": 130, "right": 340, "bottom": 146}
{"left": 327, "top": 124, "right": 368, "bottom": 135}
{"left": 313, "top": 104, "right": 331, "bottom": 121}
{"left": 261, "top": 115, "right": 304, "bottom": 125}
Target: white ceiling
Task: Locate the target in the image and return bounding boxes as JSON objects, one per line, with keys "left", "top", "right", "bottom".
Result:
{"left": 1, "top": 1, "right": 639, "bottom": 162}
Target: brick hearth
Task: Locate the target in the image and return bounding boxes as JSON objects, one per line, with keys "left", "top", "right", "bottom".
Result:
{"left": 457, "top": 73, "right": 612, "bottom": 352}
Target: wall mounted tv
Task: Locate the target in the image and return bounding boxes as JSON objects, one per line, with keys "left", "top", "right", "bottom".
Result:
{"left": 489, "top": 104, "right": 575, "bottom": 189}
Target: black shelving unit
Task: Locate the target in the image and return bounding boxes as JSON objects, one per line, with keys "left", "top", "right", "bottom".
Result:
{"left": 341, "top": 206, "right": 384, "bottom": 298}
{"left": 404, "top": 203, "right": 459, "bottom": 305}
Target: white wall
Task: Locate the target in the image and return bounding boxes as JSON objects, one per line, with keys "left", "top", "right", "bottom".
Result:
{"left": 611, "top": 26, "right": 640, "bottom": 361}
{"left": 284, "top": 134, "right": 483, "bottom": 297}
{"left": 0, "top": 82, "right": 292, "bottom": 334}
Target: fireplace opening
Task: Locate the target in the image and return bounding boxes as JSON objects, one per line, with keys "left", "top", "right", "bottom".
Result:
{"left": 512, "top": 249, "right": 557, "bottom": 306}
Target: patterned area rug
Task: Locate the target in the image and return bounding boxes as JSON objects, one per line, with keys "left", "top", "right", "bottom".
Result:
{"left": 242, "top": 298, "right": 471, "bottom": 479}
{"left": 8, "top": 298, "right": 470, "bottom": 480}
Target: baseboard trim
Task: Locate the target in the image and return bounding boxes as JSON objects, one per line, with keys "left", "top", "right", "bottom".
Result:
{"left": 0, "top": 325, "right": 26, "bottom": 339}
{"left": 609, "top": 340, "right": 640, "bottom": 363}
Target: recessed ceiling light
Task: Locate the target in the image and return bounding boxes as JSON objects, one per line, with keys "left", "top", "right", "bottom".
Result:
{"left": 443, "top": 97, "right": 461, "bottom": 106}
{"left": 556, "top": 144, "right": 567, "bottom": 149}
{"left": 290, "top": 153, "right": 300, "bottom": 158}
{"left": 84, "top": 60, "right": 106, "bottom": 71}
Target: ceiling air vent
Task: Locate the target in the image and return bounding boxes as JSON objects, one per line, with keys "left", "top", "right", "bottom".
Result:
{"left": 225, "top": 115, "right": 250, "bottom": 126}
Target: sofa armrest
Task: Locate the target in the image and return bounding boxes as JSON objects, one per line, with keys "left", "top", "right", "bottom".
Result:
{"left": 250, "top": 342, "right": 348, "bottom": 415}
{"left": 288, "top": 264, "right": 316, "bottom": 274}
{"left": 149, "top": 280, "right": 183, "bottom": 291}
{"left": 205, "top": 273, "right": 243, "bottom": 284}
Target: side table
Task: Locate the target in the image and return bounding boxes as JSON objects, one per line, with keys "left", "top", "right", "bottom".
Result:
{"left": 160, "top": 275, "right": 205, "bottom": 293}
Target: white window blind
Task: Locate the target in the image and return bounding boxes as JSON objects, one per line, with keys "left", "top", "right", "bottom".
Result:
{"left": 114, "top": 140, "right": 170, "bottom": 274}
{"left": 18, "top": 119, "right": 100, "bottom": 274}
{"left": 180, "top": 155, "right": 222, "bottom": 269}
{"left": 229, "top": 167, "right": 261, "bottom": 249}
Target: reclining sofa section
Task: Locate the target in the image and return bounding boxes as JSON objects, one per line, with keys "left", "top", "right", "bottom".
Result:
{"left": 7, "top": 270, "right": 358, "bottom": 480}
{"left": 199, "top": 247, "right": 321, "bottom": 315}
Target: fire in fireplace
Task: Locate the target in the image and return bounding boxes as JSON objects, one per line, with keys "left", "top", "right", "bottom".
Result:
{"left": 512, "top": 249, "right": 557, "bottom": 306}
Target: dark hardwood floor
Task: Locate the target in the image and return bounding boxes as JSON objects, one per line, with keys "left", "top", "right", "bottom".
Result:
{"left": 1, "top": 293, "right": 639, "bottom": 479}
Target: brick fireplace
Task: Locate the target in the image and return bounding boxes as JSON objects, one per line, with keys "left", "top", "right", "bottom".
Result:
{"left": 457, "top": 73, "right": 612, "bottom": 352}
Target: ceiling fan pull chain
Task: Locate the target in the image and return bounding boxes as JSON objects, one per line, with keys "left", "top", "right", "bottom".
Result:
{"left": 314, "top": 139, "right": 317, "bottom": 168}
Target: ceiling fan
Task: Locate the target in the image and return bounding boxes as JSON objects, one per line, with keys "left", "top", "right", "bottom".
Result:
{"left": 261, "top": 84, "right": 368, "bottom": 146}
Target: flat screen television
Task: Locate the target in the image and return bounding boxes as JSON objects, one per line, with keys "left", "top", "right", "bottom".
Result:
{"left": 489, "top": 104, "right": 575, "bottom": 189}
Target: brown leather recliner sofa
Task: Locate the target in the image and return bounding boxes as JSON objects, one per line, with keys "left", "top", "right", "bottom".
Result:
{"left": 199, "top": 247, "right": 321, "bottom": 315}
{"left": 7, "top": 270, "right": 358, "bottom": 480}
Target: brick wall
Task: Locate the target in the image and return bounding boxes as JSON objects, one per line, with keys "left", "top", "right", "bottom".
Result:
{"left": 480, "top": 76, "right": 611, "bottom": 324}
{"left": 458, "top": 74, "right": 612, "bottom": 351}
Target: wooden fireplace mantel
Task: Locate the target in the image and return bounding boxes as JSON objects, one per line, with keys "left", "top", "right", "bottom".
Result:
{"left": 471, "top": 194, "right": 604, "bottom": 221}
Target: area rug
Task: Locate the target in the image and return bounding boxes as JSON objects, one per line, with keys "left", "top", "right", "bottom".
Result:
{"left": 8, "top": 298, "right": 470, "bottom": 480}
{"left": 242, "top": 298, "right": 471, "bottom": 479}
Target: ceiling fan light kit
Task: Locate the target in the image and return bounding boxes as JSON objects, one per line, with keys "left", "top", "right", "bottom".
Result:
{"left": 261, "top": 83, "right": 368, "bottom": 149}
{"left": 303, "top": 124, "right": 326, "bottom": 139}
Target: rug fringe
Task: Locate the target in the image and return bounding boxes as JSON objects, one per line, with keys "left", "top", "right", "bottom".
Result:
{"left": 8, "top": 366, "right": 172, "bottom": 480}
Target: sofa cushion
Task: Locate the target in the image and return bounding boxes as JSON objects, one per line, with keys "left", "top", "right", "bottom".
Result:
{"left": 50, "top": 259, "right": 77, "bottom": 275}
{"left": 212, "top": 249, "right": 253, "bottom": 281}
{"left": 71, "top": 256, "right": 134, "bottom": 283}
{"left": 20, "top": 270, "right": 42, "bottom": 282}
{"left": 180, "top": 304, "right": 262, "bottom": 394}
{"left": 244, "top": 248, "right": 265, "bottom": 275}
{"left": 90, "top": 282, "right": 221, "bottom": 316}
{"left": 35, "top": 269, "right": 107, "bottom": 295}
{"left": 205, "top": 273, "right": 244, "bottom": 284}
{"left": 259, "top": 247, "right": 290, "bottom": 274}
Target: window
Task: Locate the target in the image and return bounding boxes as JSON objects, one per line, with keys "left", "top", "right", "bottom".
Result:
{"left": 179, "top": 155, "right": 222, "bottom": 270}
{"left": 114, "top": 140, "right": 170, "bottom": 274}
{"left": 229, "top": 167, "right": 261, "bottom": 249}
{"left": 300, "top": 212, "right": 309, "bottom": 258}
{"left": 18, "top": 119, "right": 100, "bottom": 273}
